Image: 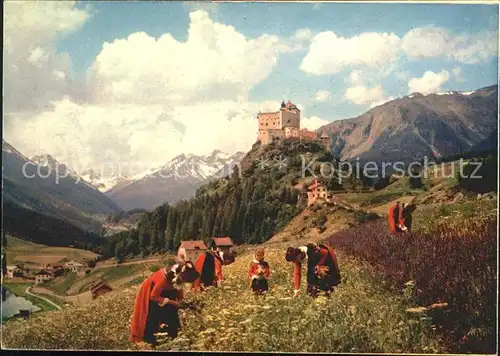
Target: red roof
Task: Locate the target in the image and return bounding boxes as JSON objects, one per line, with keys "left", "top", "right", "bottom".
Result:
{"left": 307, "top": 178, "right": 325, "bottom": 190}
{"left": 211, "top": 237, "right": 234, "bottom": 247}
{"left": 180, "top": 240, "right": 208, "bottom": 250}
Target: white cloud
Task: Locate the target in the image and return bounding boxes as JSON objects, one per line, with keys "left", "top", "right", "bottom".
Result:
{"left": 88, "top": 11, "right": 282, "bottom": 106}
{"left": 300, "top": 31, "right": 401, "bottom": 75}
{"left": 278, "top": 28, "right": 314, "bottom": 53}
{"left": 3, "top": 1, "right": 91, "bottom": 113}
{"left": 301, "top": 116, "right": 329, "bottom": 131}
{"left": 451, "top": 30, "right": 497, "bottom": 64}
{"left": 343, "top": 70, "right": 393, "bottom": 107}
{"left": 314, "top": 90, "right": 331, "bottom": 102}
{"left": 6, "top": 98, "right": 282, "bottom": 175}
{"left": 344, "top": 85, "right": 385, "bottom": 106}
{"left": 4, "top": 8, "right": 293, "bottom": 173}
{"left": 347, "top": 70, "right": 364, "bottom": 85}
{"left": 408, "top": 70, "right": 450, "bottom": 94}
{"left": 402, "top": 26, "right": 452, "bottom": 59}
{"left": 369, "top": 96, "right": 396, "bottom": 109}
{"left": 301, "top": 25, "right": 496, "bottom": 77}
{"left": 402, "top": 26, "right": 497, "bottom": 64}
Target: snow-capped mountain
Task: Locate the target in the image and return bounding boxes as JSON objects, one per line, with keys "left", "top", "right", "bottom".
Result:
{"left": 143, "top": 150, "right": 245, "bottom": 182}
{"left": 2, "top": 140, "right": 121, "bottom": 233}
{"left": 104, "top": 150, "right": 246, "bottom": 210}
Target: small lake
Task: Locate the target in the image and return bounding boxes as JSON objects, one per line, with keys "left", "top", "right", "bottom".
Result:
{"left": 1, "top": 286, "right": 41, "bottom": 321}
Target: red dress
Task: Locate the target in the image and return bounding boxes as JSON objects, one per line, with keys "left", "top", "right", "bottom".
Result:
{"left": 249, "top": 260, "right": 270, "bottom": 293}
{"left": 388, "top": 204, "right": 400, "bottom": 234}
{"left": 129, "top": 269, "right": 183, "bottom": 344}
{"left": 293, "top": 244, "right": 341, "bottom": 295}
{"left": 192, "top": 251, "right": 223, "bottom": 291}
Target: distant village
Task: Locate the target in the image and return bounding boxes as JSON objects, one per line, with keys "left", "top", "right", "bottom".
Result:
{"left": 5, "top": 260, "right": 90, "bottom": 285}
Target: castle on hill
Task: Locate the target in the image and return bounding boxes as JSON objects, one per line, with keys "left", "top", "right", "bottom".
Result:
{"left": 257, "top": 100, "right": 331, "bottom": 150}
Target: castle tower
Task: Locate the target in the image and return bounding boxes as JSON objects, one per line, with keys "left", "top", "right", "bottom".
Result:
{"left": 257, "top": 100, "right": 301, "bottom": 144}
{"left": 320, "top": 130, "right": 331, "bottom": 152}
{"left": 280, "top": 100, "right": 300, "bottom": 139}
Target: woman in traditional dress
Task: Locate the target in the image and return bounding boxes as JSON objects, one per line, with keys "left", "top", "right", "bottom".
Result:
{"left": 192, "top": 250, "right": 236, "bottom": 291}
{"left": 129, "top": 262, "right": 199, "bottom": 346}
{"left": 285, "top": 242, "right": 341, "bottom": 298}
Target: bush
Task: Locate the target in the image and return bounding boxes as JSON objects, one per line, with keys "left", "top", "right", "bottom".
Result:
{"left": 354, "top": 210, "right": 379, "bottom": 224}
{"left": 327, "top": 216, "right": 497, "bottom": 353}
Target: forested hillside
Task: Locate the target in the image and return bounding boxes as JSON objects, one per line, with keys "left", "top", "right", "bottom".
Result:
{"left": 102, "top": 140, "right": 348, "bottom": 259}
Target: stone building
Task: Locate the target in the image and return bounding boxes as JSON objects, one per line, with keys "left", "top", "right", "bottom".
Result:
{"left": 306, "top": 178, "right": 332, "bottom": 207}
{"left": 35, "top": 270, "right": 54, "bottom": 285}
{"left": 257, "top": 101, "right": 301, "bottom": 145}
{"left": 178, "top": 240, "right": 208, "bottom": 262}
{"left": 256, "top": 100, "right": 330, "bottom": 149}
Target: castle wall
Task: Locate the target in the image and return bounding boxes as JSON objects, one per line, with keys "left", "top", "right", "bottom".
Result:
{"left": 284, "top": 126, "right": 299, "bottom": 139}
{"left": 260, "top": 129, "right": 284, "bottom": 145}
{"left": 257, "top": 112, "right": 281, "bottom": 130}
{"left": 300, "top": 129, "right": 317, "bottom": 141}
{"left": 280, "top": 110, "right": 300, "bottom": 130}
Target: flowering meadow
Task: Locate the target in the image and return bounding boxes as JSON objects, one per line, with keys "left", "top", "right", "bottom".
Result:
{"left": 327, "top": 201, "right": 497, "bottom": 353}
{"left": 1, "top": 246, "right": 445, "bottom": 352}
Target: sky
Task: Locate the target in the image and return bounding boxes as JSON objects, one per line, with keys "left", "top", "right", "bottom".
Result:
{"left": 3, "top": 1, "right": 498, "bottom": 176}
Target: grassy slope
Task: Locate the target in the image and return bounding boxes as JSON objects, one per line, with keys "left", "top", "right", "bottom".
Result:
{"left": 5, "top": 235, "right": 98, "bottom": 266}
{"left": 0, "top": 242, "right": 446, "bottom": 352}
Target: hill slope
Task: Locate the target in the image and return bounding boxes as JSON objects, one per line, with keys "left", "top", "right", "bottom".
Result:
{"left": 0, "top": 245, "right": 445, "bottom": 353}
{"left": 2, "top": 140, "right": 122, "bottom": 232}
{"left": 319, "top": 85, "right": 498, "bottom": 163}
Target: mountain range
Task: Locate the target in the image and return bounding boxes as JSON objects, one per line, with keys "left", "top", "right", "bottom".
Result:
{"left": 104, "top": 150, "right": 246, "bottom": 210}
{"left": 319, "top": 85, "right": 498, "bottom": 163}
{"left": 2, "top": 84, "right": 497, "bottom": 247}
{"left": 2, "top": 140, "right": 122, "bottom": 232}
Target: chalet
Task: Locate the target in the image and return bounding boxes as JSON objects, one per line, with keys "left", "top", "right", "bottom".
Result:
{"left": 178, "top": 240, "right": 208, "bottom": 262}
{"left": 42, "top": 264, "right": 64, "bottom": 277}
{"left": 306, "top": 178, "right": 331, "bottom": 207}
{"left": 35, "top": 270, "right": 54, "bottom": 285}
{"left": 209, "top": 237, "right": 234, "bottom": 254}
{"left": 64, "top": 260, "right": 86, "bottom": 272}
{"left": 6, "top": 265, "right": 24, "bottom": 279}
{"left": 90, "top": 279, "right": 113, "bottom": 299}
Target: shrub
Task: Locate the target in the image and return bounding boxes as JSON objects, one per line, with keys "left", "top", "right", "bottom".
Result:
{"left": 327, "top": 216, "right": 497, "bottom": 353}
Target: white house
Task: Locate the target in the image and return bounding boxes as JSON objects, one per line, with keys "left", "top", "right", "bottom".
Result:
{"left": 64, "top": 260, "right": 86, "bottom": 272}
{"left": 6, "top": 265, "right": 24, "bottom": 279}
{"left": 35, "top": 270, "right": 54, "bottom": 285}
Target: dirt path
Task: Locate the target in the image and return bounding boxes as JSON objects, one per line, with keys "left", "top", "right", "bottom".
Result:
{"left": 26, "top": 286, "right": 62, "bottom": 310}
{"left": 94, "top": 257, "right": 165, "bottom": 269}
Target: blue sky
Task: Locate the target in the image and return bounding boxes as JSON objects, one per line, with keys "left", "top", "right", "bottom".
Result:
{"left": 56, "top": 2, "right": 498, "bottom": 121}
{"left": 4, "top": 1, "right": 499, "bottom": 171}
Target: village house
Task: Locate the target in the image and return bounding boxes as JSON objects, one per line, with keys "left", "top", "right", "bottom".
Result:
{"left": 209, "top": 237, "right": 234, "bottom": 254}
{"left": 41, "top": 264, "right": 64, "bottom": 277}
{"left": 64, "top": 260, "right": 86, "bottom": 273}
{"left": 35, "top": 270, "right": 54, "bottom": 285}
{"left": 90, "top": 279, "right": 113, "bottom": 299}
{"left": 299, "top": 178, "right": 333, "bottom": 207}
{"left": 6, "top": 265, "right": 24, "bottom": 279}
{"left": 177, "top": 240, "right": 208, "bottom": 262}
